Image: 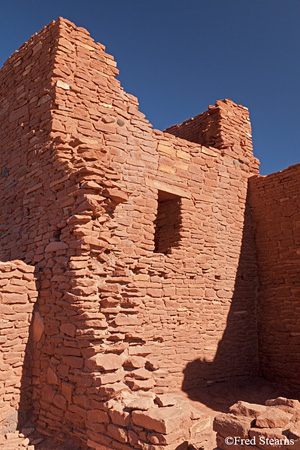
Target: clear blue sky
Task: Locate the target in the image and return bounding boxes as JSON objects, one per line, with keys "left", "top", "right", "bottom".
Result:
{"left": 0, "top": 0, "right": 299, "bottom": 175}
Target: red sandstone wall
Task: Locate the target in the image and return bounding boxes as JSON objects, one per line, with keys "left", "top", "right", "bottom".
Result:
{"left": 52, "top": 19, "right": 260, "bottom": 386}
{"left": 0, "top": 17, "right": 261, "bottom": 449}
{"left": 0, "top": 261, "right": 37, "bottom": 435}
{"left": 165, "top": 99, "right": 253, "bottom": 160}
{"left": 0, "top": 18, "right": 95, "bottom": 448}
{"left": 48, "top": 18, "right": 260, "bottom": 448}
{"left": 250, "top": 164, "right": 300, "bottom": 391}
{"left": 0, "top": 20, "right": 60, "bottom": 263}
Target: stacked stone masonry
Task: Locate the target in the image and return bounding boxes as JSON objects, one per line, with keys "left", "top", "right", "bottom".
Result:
{"left": 214, "top": 397, "right": 300, "bottom": 449}
{"left": 249, "top": 165, "right": 300, "bottom": 392}
{"left": 0, "top": 261, "right": 37, "bottom": 435}
{"left": 0, "top": 16, "right": 299, "bottom": 450}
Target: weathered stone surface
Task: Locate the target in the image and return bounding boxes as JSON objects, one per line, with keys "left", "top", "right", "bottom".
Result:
{"left": 89, "top": 353, "right": 124, "bottom": 371}
{"left": 45, "top": 241, "right": 69, "bottom": 252}
{"left": 47, "top": 367, "right": 58, "bottom": 385}
{"left": 251, "top": 168, "right": 300, "bottom": 392}
{"left": 249, "top": 428, "right": 289, "bottom": 449}
{"left": 288, "top": 423, "right": 300, "bottom": 439}
{"left": 229, "top": 401, "right": 267, "bottom": 418}
{"left": 0, "top": 261, "right": 38, "bottom": 439}
{"left": 126, "top": 378, "right": 155, "bottom": 391}
{"left": 32, "top": 311, "right": 44, "bottom": 342}
{"left": 87, "top": 409, "right": 110, "bottom": 424}
{"left": 125, "top": 396, "right": 154, "bottom": 411}
{"left": 213, "top": 413, "right": 252, "bottom": 438}
{"left": 215, "top": 399, "right": 300, "bottom": 450}
{"left": 123, "top": 356, "right": 145, "bottom": 369}
{"left": 108, "top": 405, "right": 130, "bottom": 427}
{"left": 155, "top": 394, "right": 177, "bottom": 407}
{"left": 60, "top": 322, "right": 76, "bottom": 337}
{"left": 132, "top": 406, "right": 190, "bottom": 435}
{"left": 56, "top": 79, "right": 70, "bottom": 90}
{"left": 265, "top": 398, "right": 300, "bottom": 409}
{"left": 255, "top": 407, "right": 292, "bottom": 428}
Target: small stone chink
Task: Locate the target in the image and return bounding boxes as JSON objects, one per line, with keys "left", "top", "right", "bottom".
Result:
{"left": 117, "top": 118, "right": 125, "bottom": 126}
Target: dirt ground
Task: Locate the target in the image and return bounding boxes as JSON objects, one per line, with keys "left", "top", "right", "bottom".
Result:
{"left": 184, "top": 375, "right": 296, "bottom": 415}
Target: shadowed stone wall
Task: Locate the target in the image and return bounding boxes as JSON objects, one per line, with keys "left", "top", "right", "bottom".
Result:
{"left": 250, "top": 164, "right": 300, "bottom": 391}
{"left": 0, "top": 261, "right": 37, "bottom": 435}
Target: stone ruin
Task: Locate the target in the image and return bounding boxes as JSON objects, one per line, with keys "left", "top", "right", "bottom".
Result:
{"left": 0, "top": 16, "right": 299, "bottom": 450}
{"left": 214, "top": 398, "right": 300, "bottom": 450}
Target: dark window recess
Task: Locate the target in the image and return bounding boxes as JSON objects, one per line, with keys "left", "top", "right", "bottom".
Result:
{"left": 154, "top": 190, "right": 182, "bottom": 254}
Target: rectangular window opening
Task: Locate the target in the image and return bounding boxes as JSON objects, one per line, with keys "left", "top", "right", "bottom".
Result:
{"left": 154, "top": 190, "right": 182, "bottom": 254}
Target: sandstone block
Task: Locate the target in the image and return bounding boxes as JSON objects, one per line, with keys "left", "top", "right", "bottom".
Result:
{"left": 47, "top": 367, "right": 58, "bottom": 385}
{"left": 96, "top": 371, "right": 123, "bottom": 385}
{"left": 62, "top": 356, "right": 83, "bottom": 369}
{"left": 97, "top": 382, "right": 128, "bottom": 397}
{"left": 45, "top": 241, "right": 68, "bottom": 252}
{"left": 128, "top": 346, "right": 152, "bottom": 357}
{"left": 2, "top": 293, "right": 28, "bottom": 304}
{"left": 87, "top": 409, "right": 110, "bottom": 424}
{"left": 249, "top": 428, "right": 289, "bottom": 450}
{"left": 289, "top": 423, "right": 300, "bottom": 439}
{"left": 229, "top": 401, "right": 268, "bottom": 418}
{"left": 88, "top": 353, "right": 124, "bottom": 371}
{"left": 126, "top": 378, "right": 155, "bottom": 391}
{"left": 125, "top": 368, "right": 152, "bottom": 380}
{"left": 157, "top": 143, "right": 174, "bottom": 154}
{"left": 147, "top": 425, "right": 189, "bottom": 445}
{"left": 132, "top": 406, "right": 189, "bottom": 434}
{"left": 41, "top": 385, "right": 55, "bottom": 403}
{"left": 109, "top": 407, "right": 130, "bottom": 427}
{"left": 107, "top": 423, "right": 128, "bottom": 443}
{"left": 201, "top": 146, "right": 218, "bottom": 157}
{"left": 68, "top": 404, "right": 86, "bottom": 418}
{"left": 106, "top": 188, "right": 128, "bottom": 203}
{"left": 126, "top": 397, "right": 154, "bottom": 411}
{"left": 123, "top": 356, "right": 145, "bottom": 369}
{"left": 155, "top": 394, "right": 177, "bottom": 407}
{"left": 145, "top": 178, "right": 191, "bottom": 198}
{"left": 53, "top": 394, "right": 67, "bottom": 410}
{"left": 114, "top": 314, "right": 142, "bottom": 326}
{"left": 61, "top": 382, "right": 73, "bottom": 403}
{"left": 176, "top": 149, "right": 191, "bottom": 160}
{"left": 61, "top": 322, "right": 76, "bottom": 337}
{"left": 56, "top": 80, "right": 70, "bottom": 90}
{"left": 265, "top": 398, "right": 300, "bottom": 409}
{"left": 213, "top": 413, "right": 252, "bottom": 438}
{"left": 255, "top": 407, "right": 292, "bottom": 428}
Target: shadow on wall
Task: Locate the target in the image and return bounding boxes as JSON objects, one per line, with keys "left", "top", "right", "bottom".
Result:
{"left": 181, "top": 193, "right": 262, "bottom": 410}
{"left": 17, "top": 275, "right": 40, "bottom": 431}
{"left": 7, "top": 174, "right": 134, "bottom": 449}
{"left": 0, "top": 265, "right": 39, "bottom": 436}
